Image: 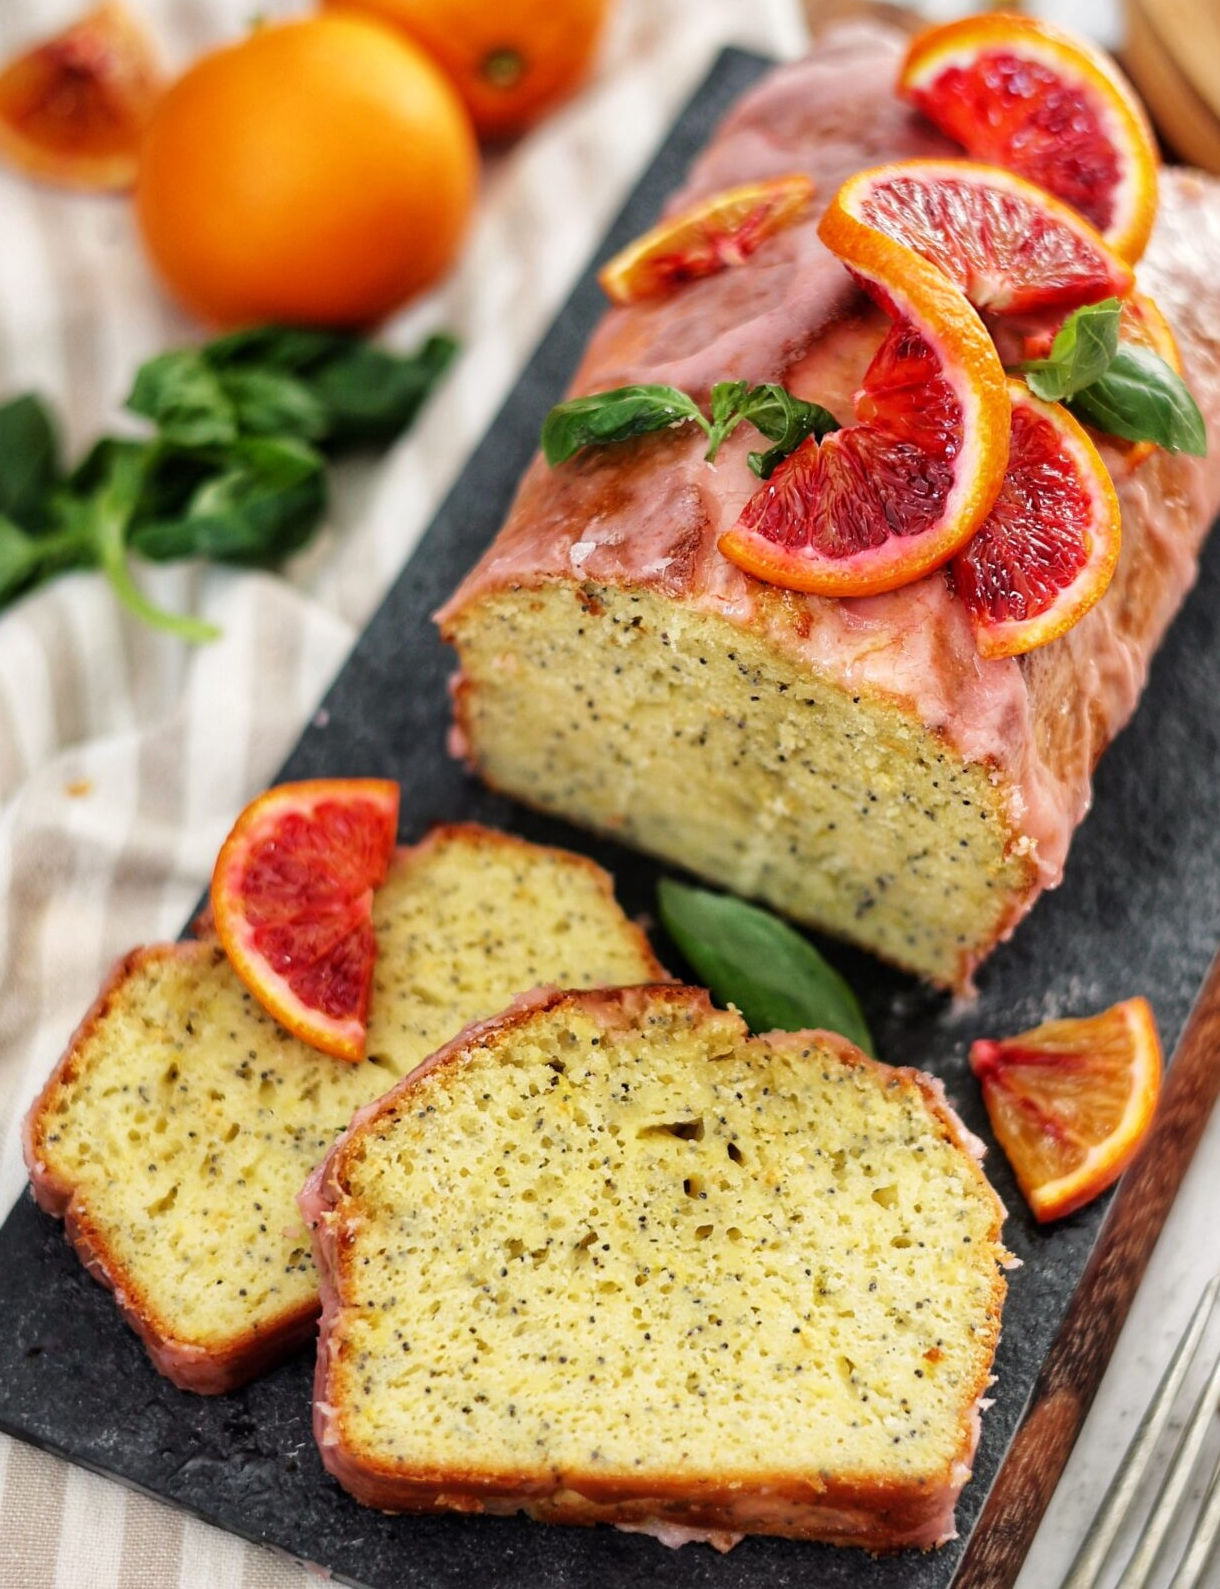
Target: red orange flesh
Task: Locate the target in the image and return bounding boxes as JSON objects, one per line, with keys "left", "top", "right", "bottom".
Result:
{"left": 211, "top": 779, "right": 400, "bottom": 1063}
{"left": 970, "top": 997, "right": 1162, "bottom": 1222}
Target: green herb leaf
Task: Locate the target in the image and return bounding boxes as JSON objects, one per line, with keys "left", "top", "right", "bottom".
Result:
{"left": 0, "top": 395, "right": 62, "bottom": 529}
{"left": 657, "top": 878, "right": 874, "bottom": 1054}
{"left": 741, "top": 384, "right": 839, "bottom": 477}
{"left": 127, "top": 351, "right": 239, "bottom": 448}
{"left": 305, "top": 333, "right": 458, "bottom": 447}
{"left": 220, "top": 368, "right": 329, "bottom": 442}
{"left": 542, "top": 384, "right": 708, "bottom": 466}
{"left": 131, "top": 437, "right": 326, "bottom": 565}
{"left": 1017, "top": 298, "right": 1122, "bottom": 402}
{"left": 704, "top": 380, "right": 752, "bottom": 460}
{"left": 1068, "top": 345, "right": 1208, "bottom": 455}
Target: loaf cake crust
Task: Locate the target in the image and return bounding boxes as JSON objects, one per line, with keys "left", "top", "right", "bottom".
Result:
{"left": 24, "top": 824, "right": 664, "bottom": 1393}
{"left": 438, "top": 24, "right": 1220, "bottom": 988}
{"left": 303, "top": 984, "right": 1009, "bottom": 1552}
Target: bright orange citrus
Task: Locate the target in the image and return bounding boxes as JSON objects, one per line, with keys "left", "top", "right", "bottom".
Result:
{"left": 970, "top": 997, "right": 1162, "bottom": 1222}
{"left": 598, "top": 176, "right": 815, "bottom": 304}
{"left": 323, "top": 0, "right": 610, "bottom": 140}
{"left": 953, "top": 379, "right": 1121, "bottom": 659}
{"left": 899, "top": 13, "right": 1159, "bottom": 263}
{"left": 0, "top": 2, "right": 161, "bottom": 191}
{"left": 135, "top": 15, "right": 478, "bottom": 328}
{"left": 212, "top": 779, "right": 400, "bottom": 1062}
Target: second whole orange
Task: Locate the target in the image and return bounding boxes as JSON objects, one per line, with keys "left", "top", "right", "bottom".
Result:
{"left": 323, "top": 0, "right": 611, "bottom": 140}
{"left": 135, "top": 14, "right": 479, "bottom": 328}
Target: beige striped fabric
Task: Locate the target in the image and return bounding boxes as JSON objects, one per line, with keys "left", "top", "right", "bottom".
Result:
{"left": 0, "top": 0, "right": 810, "bottom": 1582}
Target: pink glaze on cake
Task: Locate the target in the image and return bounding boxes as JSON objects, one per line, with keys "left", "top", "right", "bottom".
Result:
{"left": 438, "top": 26, "right": 1220, "bottom": 973}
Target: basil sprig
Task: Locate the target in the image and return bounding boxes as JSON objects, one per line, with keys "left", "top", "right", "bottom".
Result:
{"left": 1014, "top": 299, "right": 1206, "bottom": 455}
{"left": 542, "top": 379, "right": 839, "bottom": 475}
{"left": 657, "top": 878, "right": 874, "bottom": 1056}
{"left": 0, "top": 328, "right": 456, "bottom": 640}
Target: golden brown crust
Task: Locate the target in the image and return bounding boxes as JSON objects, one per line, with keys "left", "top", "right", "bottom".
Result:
{"left": 305, "top": 985, "right": 1008, "bottom": 1549}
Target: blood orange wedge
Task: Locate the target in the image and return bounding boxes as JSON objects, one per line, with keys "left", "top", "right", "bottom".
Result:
{"left": 211, "top": 779, "right": 400, "bottom": 1063}
{"left": 598, "top": 175, "right": 815, "bottom": 305}
{"left": 970, "top": 997, "right": 1162, "bottom": 1222}
{"left": 952, "top": 379, "right": 1120, "bottom": 660}
{"left": 719, "top": 222, "right": 1009, "bottom": 597}
{"left": 899, "top": 13, "right": 1159, "bottom": 264}
{"left": 0, "top": 2, "right": 162, "bottom": 192}
{"left": 826, "top": 161, "right": 1133, "bottom": 316}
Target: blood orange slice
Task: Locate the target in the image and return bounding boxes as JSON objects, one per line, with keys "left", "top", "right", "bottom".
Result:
{"left": 598, "top": 175, "right": 815, "bottom": 305}
{"left": 970, "top": 997, "right": 1162, "bottom": 1222}
{"left": 827, "top": 161, "right": 1133, "bottom": 316}
{"left": 0, "top": 2, "right": 161, "bottom": 192}
{"left": 952, "top": 378, "right": 1120, "bottom": 659}
{"left": 719, "top": 219, "right": 1010, "bottom": 597}
{"left": 211, "top": 779, "right": 400, "bottom": 1063}
{"left": 899, "top": 13, "right": 1159, "bottom": 263}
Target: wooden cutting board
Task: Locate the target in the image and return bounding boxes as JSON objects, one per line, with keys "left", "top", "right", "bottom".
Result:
{"left": 1, "top": 45, "right": 1219, "bottom": 1589}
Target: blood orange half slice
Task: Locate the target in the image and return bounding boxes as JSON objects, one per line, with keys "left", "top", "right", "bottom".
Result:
{"left": 719, "top": 219, "right": 1010, "bottom": 597}
{"left": 827, "top": 161, "right": 1133, "bottom": 316}
{"left": 0, "top": 2, "right": 162, "bottom": 192}
{"left": 598, "top": 175, "right": 815, "bottom": 305}
{"left": 212, "top": 779, "right": 400, "bottom": 1063}
{"left": 970, "top": 997, "right": 1162, "bottom": 1222}
{"left": 899, "top": 13, "right": 1159, "bottom": 263}
{"left": 952, "top": 379, "right": 1120, "bottom": 659}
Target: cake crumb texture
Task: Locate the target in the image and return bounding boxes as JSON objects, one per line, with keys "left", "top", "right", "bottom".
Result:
{"left": 308, "top": 985, "right": 1008, "bottom": 1549}
{"left": 24, "top": 825, "right": 663, "bottom": 1390}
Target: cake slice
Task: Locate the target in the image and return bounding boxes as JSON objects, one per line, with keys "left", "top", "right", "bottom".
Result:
{"left": 438, "top": 23, "right": 1220, "bottom": 989}
{"left": 303, "top": 984, "right": 1008, "bottom": 1551}
{"left": 24, "top": 824, "right": 664, "bottom": 1393}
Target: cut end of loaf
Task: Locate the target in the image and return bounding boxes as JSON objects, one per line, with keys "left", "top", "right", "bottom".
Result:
{"left": 23, "top": 825, "right": 663, "bottom": 1392}
{"left": 442, "top": 582, "right": 1037, "bottom": 988}
{"left": 306, "top": 984, "right": 1008, "bottom": 1549}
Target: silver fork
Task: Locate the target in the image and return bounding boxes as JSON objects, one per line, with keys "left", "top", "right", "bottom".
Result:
{"left": 1060, "top": 1275, "right": 1220, "bottom": 1589}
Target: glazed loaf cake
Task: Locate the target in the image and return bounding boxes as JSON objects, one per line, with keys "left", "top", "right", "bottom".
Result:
{"left": 439, "top": 24, "right": 1220, "bottom": 989}
{"left": 24, "top": 824, "right": 663, "bottom": 1393}
{"left": 303, "top": 984, "right": 1008, "bottom": 1551}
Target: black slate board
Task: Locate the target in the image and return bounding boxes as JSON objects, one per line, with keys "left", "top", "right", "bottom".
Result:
{"left": 1, "top": 45, "right": 1219, "bottom": 1589}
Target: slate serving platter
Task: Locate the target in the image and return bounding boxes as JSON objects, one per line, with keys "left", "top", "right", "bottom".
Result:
{"left": 2, "top": 44, "right": 1220, "bottom": 1589}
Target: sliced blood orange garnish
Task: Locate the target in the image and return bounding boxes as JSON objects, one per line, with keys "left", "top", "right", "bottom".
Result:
{"left": 0, "top": 2, "right": 162, "bottom": 192}
{"left": 899, "top": 13, "right": 1159, "bottom": 264}
{"left": 970, "top": 997, "right": 1162, "bottom": 1222}
{"left": 952, "top": 378, "right": 1120, "bottom": 659}
{"left": 828, "top": 160, "right": 1133, "bottom": 316}
{"left": 718, "top": 219, "right": 1010, "bottom": 598}
{"left": 211, "top": 779, "right": 400, "bottom": 1063}
{"left": 598, "top": 175, "right": 815, "bottom": 305}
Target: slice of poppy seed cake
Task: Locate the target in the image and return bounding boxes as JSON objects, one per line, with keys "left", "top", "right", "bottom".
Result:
{"left": 24, "top": 825, "right": 664, "bottom": 1394}
{"left": 303, "top": 984, "right": 1009, "bottom": 1552}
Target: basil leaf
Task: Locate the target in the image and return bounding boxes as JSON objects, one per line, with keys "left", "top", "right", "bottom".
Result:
{"left": 657, "top": 878, "right": 874, "bottom": 1055}
{"left": 542, "top": 384, "right": 708, "bottom": 465}
{"left": 0, "top": 514, "right": 44, "bottom": 601}
{"left": 0, "top": 395, "right": 61, "bottom": 529}
{"left": 306, "top": 333, "right": 457, "bottom": 447}
{"left": 703, "top": 380, "right": 752, "bottom": 459}
{"left": 220, "top": 368, "right": 328, "bottom": 442}
{"left": 741, "top": 384, "right": 839, "bottom": 477}
{"left": 131, "top": 437, "right": 326, "bottom": 565}
{"left": 202, "top": 325, "right": 349, "bottom": 373}
{"left": 1068, "top": 345, "right": 1208, "bottom": 456}
{"left": 127, "top": 351, "right": 239, "bottom": 448}
{"left": 1018, "top": 298, "right": 1121, "bottom": 402}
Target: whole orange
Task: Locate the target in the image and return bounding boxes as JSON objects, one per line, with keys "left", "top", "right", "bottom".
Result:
{"left": 322, "top": 0, "right": 611, "bottom": 140}
{"left": 135, "top": 14, "right": 478, "bottom": 328}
